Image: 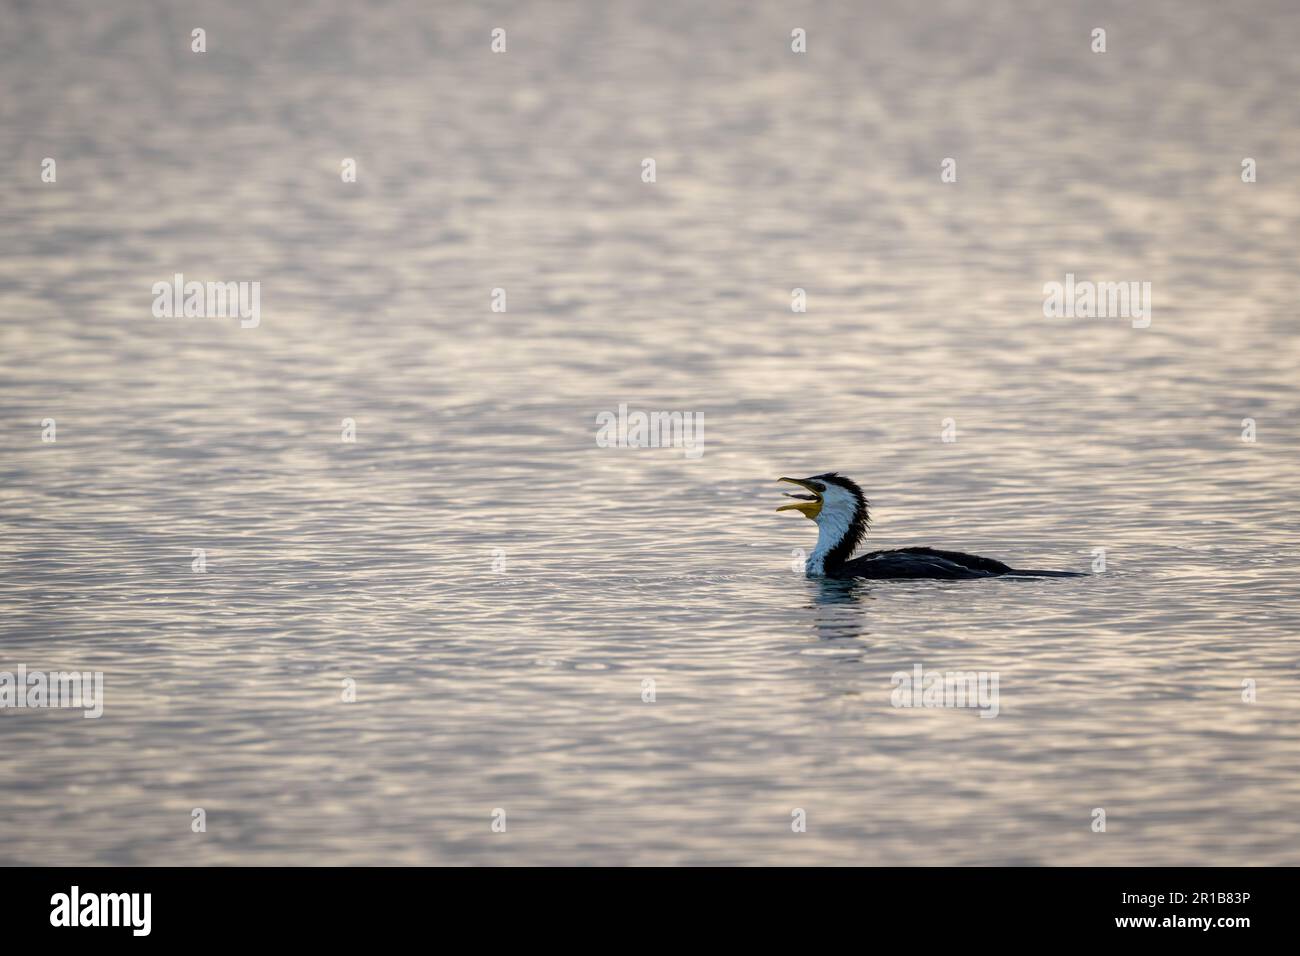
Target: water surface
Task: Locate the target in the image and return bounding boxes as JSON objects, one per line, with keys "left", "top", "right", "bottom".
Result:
{"left": 2, "top": 0, "right": 1299, "bottom": 864}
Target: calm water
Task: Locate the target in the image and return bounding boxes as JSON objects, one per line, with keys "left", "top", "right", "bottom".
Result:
{"left": 3, "top": 0, "right": 1300, "bottom": 865}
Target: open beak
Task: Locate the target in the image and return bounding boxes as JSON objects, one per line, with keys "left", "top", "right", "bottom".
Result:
{"left": 776, "top": 477, "right": 823, "bottom": 519}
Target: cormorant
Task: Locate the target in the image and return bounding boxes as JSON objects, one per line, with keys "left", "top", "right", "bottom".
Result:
{"left": 777, "top": 473, "right": 1082, "bottom": 580}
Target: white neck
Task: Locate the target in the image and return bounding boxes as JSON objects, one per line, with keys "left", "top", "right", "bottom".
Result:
{"left": 807, "top": 502, "right": 855, "bottom": 577}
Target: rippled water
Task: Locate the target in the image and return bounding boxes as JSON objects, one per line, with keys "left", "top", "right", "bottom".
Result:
{"left": 3, "top": 0, "right": 1299, "bottom": 865}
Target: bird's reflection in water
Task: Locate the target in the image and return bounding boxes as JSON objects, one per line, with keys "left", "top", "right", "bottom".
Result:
{"left": 807, "top": 578, "right": 871, "bottom": 640}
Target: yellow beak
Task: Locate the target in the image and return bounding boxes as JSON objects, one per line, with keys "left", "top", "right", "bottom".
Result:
{"left": 776, "top": 477, "right": 823, "bottom": 519}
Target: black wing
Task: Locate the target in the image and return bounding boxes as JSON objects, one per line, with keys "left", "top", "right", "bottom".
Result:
{"left": 837, "top": 547, "right": 1013, "bottom": 580}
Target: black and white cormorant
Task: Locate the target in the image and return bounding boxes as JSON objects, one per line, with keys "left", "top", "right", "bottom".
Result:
{"left": 777, "top": 473, "right": 1082, "bottom": 580}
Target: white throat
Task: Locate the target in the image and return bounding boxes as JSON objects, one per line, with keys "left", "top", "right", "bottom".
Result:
{"left": 805, "top": 486, "right": 859, "bottom": 577}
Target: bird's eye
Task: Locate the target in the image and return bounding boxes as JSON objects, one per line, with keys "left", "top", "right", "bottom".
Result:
{"left": 809, "top": 482, "right": 826, "bottom": 492}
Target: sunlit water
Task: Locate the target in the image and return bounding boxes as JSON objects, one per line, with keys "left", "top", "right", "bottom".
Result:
{"left": 3, "top": 0, "right": 1300, "bottom": 865}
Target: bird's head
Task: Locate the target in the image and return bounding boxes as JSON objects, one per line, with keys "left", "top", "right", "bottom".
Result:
{"left": 776, "top": 473, "right": 867, "bottom": 526}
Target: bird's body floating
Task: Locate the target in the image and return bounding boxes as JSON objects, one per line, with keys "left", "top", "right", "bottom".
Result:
{"left": 777, "top": 473, "right": 1082, "bottom": 580}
